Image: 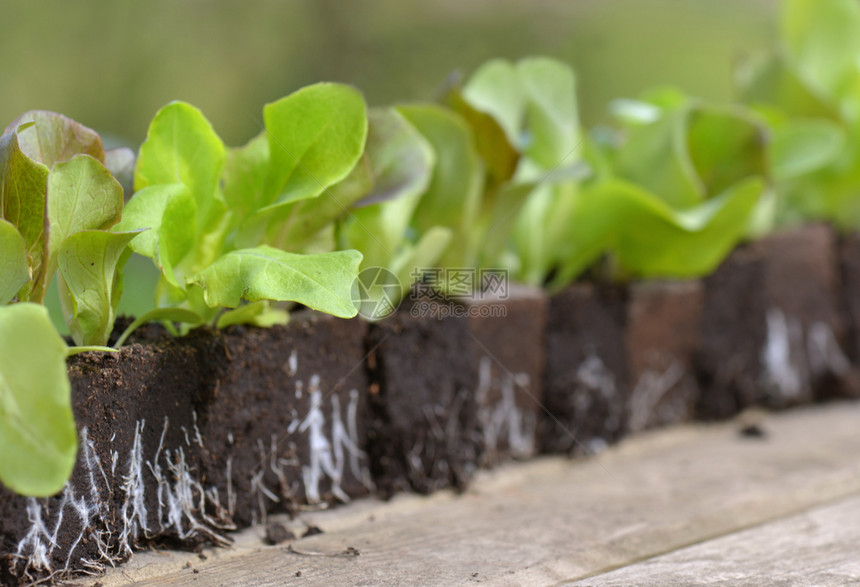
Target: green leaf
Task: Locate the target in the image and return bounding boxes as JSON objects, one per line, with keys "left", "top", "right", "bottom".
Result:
{"left": 189, "top": 246, "right": 363, "bottom": 318}
{"left": 354, "top": 108, "right": 436, "bottom": 208}
{"left": 223, "top": 131, "right": 270, "bottom": 222}
{"left": 0, "top": 219, "right": 28, "bottom": 304}
{"left": 390, "top": 226, "right": 453, "bottom": 296}
{"left": 114, "top": 184, "right": 197, "bottom": 288}
{"left": 557, "top": 177, "right": 764, "bottom": 282}
{"left": 4, "top": 111, "right": 105, "bottom": 168}
{"left": 47, "top": 154, "right": 124, "bottom": 276}
{"left": 57, "top": 230, "right": 141, "bottom": 346}
{"left": 448, "top": 88, "right": 520, "bottom": 189}
{"left": 216, "top": 301, "right": 288, "bottom": 329}
{"left": 462, "top": 58, "right": 525, "bottom": 146}
{"left": 0, "top": 127, "right": 50, "bottom": 301}
{"left": 134, "top": 101, "right": 226, "bottom": 225}
{"left": 614, "top": 104, "right": 703, "bottom": 209}
{"left": 398, "top": 104, "right": 484, "bottom": 267}
{"left": 266, "top": 107, "right": 433, "bottom": 253}
{"left": 686, "top": 106, "right": 769, "bottom": 197}
{"left": 512, "top": 180, "right": 580, "bottom": 286}
{"left": 736, "top": 53, "right": 837, "bottom": 119}
{"left": 781, "top": 0, "right": 860, "bottom": 108}
{"left": 0, "top": 303, "right": 76, "bottom": 497}
{"left": 615, "top": 101, "right": 767, "bottom": 208}
{"left": 770, "top": 119, "right": 846, "bottom": 180}
{"left": 775, "top": 130, "right": 860, "bottom": 228}
{"left": 261, "top": 83, "right": 368, "bottom": 209}
{"left": 517, "top": 57, "right": 582, "bottom": 170}
{"left": 340, "top": 108, "right": 436, "bottom": 268}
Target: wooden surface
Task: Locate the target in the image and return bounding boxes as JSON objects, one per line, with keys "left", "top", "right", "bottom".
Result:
{"left": 568, "top": 495, "right": 860, "bottom": 586}
{"left": 78, "top": 402, "right": 860, "bottom": 586}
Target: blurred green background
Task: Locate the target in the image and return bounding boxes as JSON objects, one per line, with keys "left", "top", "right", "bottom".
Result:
{"left": 1, "top": 0, "right": 776, "bottom": 148}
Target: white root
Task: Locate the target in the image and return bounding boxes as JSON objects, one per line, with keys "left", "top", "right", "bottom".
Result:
{"left": 11, "top": 357, "right": 370, "bottom": 583}
{"left": 475, "top": 356, "right": 536, "bottom": 460}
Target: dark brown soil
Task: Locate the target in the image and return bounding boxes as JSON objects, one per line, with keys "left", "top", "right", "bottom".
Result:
{"left": 365, "top": 297, "right": 480, "bottom": 497}
{"left": 0, "top": 335, "right": 204, "bottom": 583}
{"left": 0, "top": 312, "right": 370, "bottom": 584}
{"left": 836, "top": 231, "right": 860, "bottom": 398}
{"left": 626, "top": 281, "right": 703, "bottom": 433}
{"left": 463, "top": 284, "right": 548, "bottom": 465}
{"left": 187, "top": 313, "right": 371, "bottom": 526}
{"left": 696, "top": 224, "right": 850, "bottom": 418}
{"left": 541, "top": 284, "right": 630, "bottom": 455}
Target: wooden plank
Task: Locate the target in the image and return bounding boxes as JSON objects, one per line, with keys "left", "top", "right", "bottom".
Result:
{"left": 79, "top": 402, "right": 860, "bottom": 586}
{"left": 568, "top": 495, "right": 860, "bottom": 586}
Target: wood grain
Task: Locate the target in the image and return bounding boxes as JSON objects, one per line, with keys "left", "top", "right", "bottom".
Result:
{"left": 78, "top": 402, "right": 860, "bottom": 586}
{"left": 569, "top": 495, "right": 860, "bottom": 586}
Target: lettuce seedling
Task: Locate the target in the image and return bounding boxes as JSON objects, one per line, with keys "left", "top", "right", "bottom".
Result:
{"left": 548, "top": 90, "right": 769, "bottom": 284}
{"left": 338, "top": 107, "right": 452, "bottom": 311}
{"left": 427, "top": 57, "right": 590, "bottom": 288}
{"left": 115, "top": 83, "right": 367, "bottom": 330}
{"left": 444, "top": 59, "right": 769, "bottom": 288}
{"left": 0, "top": 111, "right": 141, "bottom": 346}
{"left": 736, "top": 0, "right": 860, "bottom": 228}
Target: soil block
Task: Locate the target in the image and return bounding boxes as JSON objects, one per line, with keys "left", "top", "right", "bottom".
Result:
{"left": 0, "top": 313, "right": 371, "bottom": 584}
{"left": 365, "top": 297, "right": 480, "bottom": 497}
{"left": 696, "top": 224, "right": 852, "bottom": 419}
{"left": 0, "top": 337, "right": 209, "bottom": 584}
{"left": 837, "top": 231, "right": 860, "bottom": 398}
{"left": 541, "top": 283, "right": 630, "bottom": 455}
{"left": 626, "top": 281, "right": 703, "bottom": 433}
{"left": 461, "top": 284, "right": 548, "bottom": 466}
{"left": 187, "top": 313, "right": 372, "bottom": 527}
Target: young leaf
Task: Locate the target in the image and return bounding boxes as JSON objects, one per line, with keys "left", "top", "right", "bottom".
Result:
{"left": 461, "top": 59, "right": 525, "bottom": 146}
{"left": 770, "top": 119, "right": 846, "bottom": 181}
{"left": 448, "top": 88, "right": 520, "bottom": 189}
{"left": 114, "top": 184, "right": 197, "bottom": 288}
{"left": 0, "top": 127, "right": 50, "bottom": 301}
{"left": 0, "top": 303, "right": 76, "bottom": 497}
{"left": 4, "top": 111, "right": 105, "bottom": 167}
{"left": 266, "top": 107, "right": 433, "bottom": 253}
{"left": 614, "top": 104, "right": 703, "bottom": 209}
{"left": 261, "top": 83, "right": 368, "bottom": 209}
{"left": 517, "top": 57, "right": 582, "bottom": 170}
{"left": 223, "top": 132, "right": 270, "bottom": 222}
{"left": 390, "top": 226, "right": 453, "bottom": 298}
{"left": 512, "top": 181, "right": 581, "bottom": 286}
{"left": 57, "top": 230, "right": 141, "bottom": 346}
{"left": 46, "top": 154, "right": 125, "bottom": 276}
{"left": 398, "top": 104, "right": 484, "bottom": 266}
{"left": 189, "top": 246, "right": 362, "bottom": 318}
{"left": 252, "top": 155, "right": 371, "bottom": 252}
{"left": 686, "top": 106, "right": 769, "bottom": 197}
{"left": 0, "top": 219, "right": 28, "bottom": 305}
{"left": 216, "top": 300, "right": 288, "bottom": 329}
{"left": 341, "top": 108, "right": 436, "bottom": 269}
{"left": 134, "top": 101, "right": 226, "bottom": 226}
{"left": 556, "top": 177, "right": 765, "bottom": 282}
{"left": 736, "top": 54, "right": 837, "bottom": 120}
